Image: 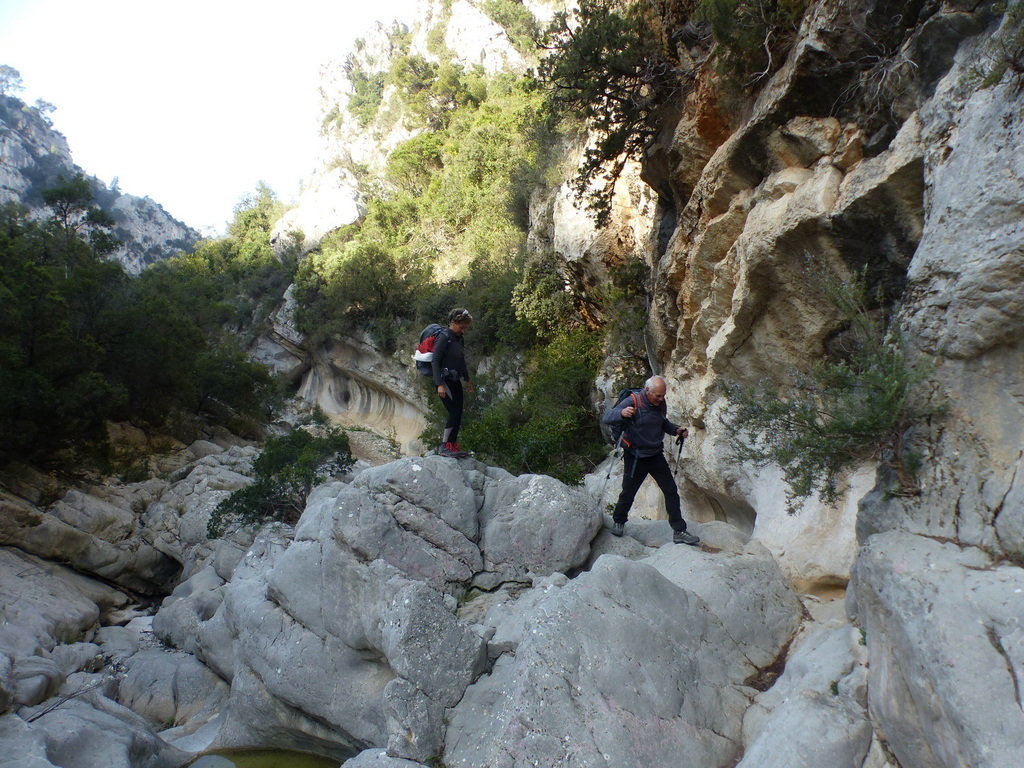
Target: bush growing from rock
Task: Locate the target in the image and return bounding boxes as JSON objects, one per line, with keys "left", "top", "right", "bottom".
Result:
{"left": 722, "top": 269, "right": 940, "bottom": 510}
{"left": 207, "top": 427, "right": 353, "bottom": 537}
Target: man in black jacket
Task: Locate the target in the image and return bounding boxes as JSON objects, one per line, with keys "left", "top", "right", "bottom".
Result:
{"left": 601, "top": 375, "right": 700, "bottom": 545}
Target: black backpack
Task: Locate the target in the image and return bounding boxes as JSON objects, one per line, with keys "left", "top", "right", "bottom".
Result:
{"left": 413, "top": 323, "right": 446, "bottom": 375}
{"left": 607, "top": 388, "right": 643, "bottom": 448}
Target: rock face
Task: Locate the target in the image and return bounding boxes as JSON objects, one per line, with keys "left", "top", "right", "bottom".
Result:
{"left": 850, "top": 532, "right": 1024, "bottom": 768}
{"left": 154, "top": 456, "right": 601, "bottom": 762}
{"left": 0, "top": 94, "right": 198, "bottom": 275}
{"left": 634, "top": 0, "right": 1023, "bottom": 596}
{"left": 446, "top": 524, "right": 802, "bottom": 768}
{"left": 296, "top": 336, "right": 430, "bottom": 455}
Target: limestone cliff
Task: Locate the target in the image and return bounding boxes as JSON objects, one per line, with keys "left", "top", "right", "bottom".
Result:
{"left": 0, "top": 94, "right": 197, "bottom": 274}
{"left": 620, "top": 0, "right": 1023, "bottom": 597}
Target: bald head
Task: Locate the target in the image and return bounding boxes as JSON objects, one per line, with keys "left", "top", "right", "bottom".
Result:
{"left": 644, "top": 375, "right": 666, "bottom": 406}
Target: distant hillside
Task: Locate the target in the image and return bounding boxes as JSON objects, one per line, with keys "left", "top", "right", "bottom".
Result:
{"left": 0, "top": 92, "right": 198, "bottom": 274}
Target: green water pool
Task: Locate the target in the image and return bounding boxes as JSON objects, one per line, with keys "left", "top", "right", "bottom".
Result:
{"left": 187, "top": 748, "right": 340, "bottom": 768}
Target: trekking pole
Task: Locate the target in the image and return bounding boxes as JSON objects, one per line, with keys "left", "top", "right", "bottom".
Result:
{"left": 673, "top": 431, "right": 686, "bottom": 484}
{"left": 596, "top": 432, "right": 624, "bottom": 512}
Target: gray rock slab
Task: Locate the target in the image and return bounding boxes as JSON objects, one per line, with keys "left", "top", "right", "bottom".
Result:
{"left": 0, "top": 547, "right": 102, "bottom": 658}
{"left": 851, "top": 531, "right": 1024, "bottom": 768}
{"left": 301, "top": 481, "right": 481, "bottom": 593}
{"left": 644, "top": 523, "right": 804, "bottom": 668}
{"left": 230, "top": 528, "right": 484, "bottom": 762}
{"left": 354, "top": 456, "right": 483, "bottom": 541}
{"left": 444, "top": 554, "right": 755, "bottom": 768}
{"left": 24, "top": 695, "right": 190, "bottom": 768}
{"left": 142, "top": 449, "right": 257, "bottom": 581}
{"left": 117, "top": 648, "right": 229, "bottom": 727}
{"left": 153, "top": 563, "right": 228, "bottom": 659}
{"left": 342, "top": 749, "right": 423, "bottom": 767}
{"left": 0, "top": 714, "right": 56, "bottom": 768}
{"left": 739, "top": 621, "right": 873, "bottom": 768}
{"left": 475, "top": 471, "right": 602, "bottom": 588}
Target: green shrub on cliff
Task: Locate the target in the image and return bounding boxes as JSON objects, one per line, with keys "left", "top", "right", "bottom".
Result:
{"left": 539, "top": 0, "right": 690, "bottom": 224}
{"left": 722, "top": 268, "right": 938, "bottom": 511}
{"left": 461, "top": 327, "right": 605, "bottom": 484}
{"left": 207, "top": 426, "right": 354, "bottom": 537}
{"left": 963, "top": 3, "right": 1024, "bottom": 91}
{"left": 695, "top": 0, "right": 807, "bottom": 87}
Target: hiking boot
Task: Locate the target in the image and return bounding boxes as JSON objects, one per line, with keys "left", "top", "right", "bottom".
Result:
{"left": 437, "top": 443, "right": 458, "bottom": 457}
{"left": 673, "top": 529, "right": 700, "bottom": 546}
{"left": 611, "top": 522, "right": 625, "bottom": 537}
{"left": 443, "top": 442, "right": 468, "bottom": 458}
{"left": 452, "top": 442, "right": 467, "bottom": 455}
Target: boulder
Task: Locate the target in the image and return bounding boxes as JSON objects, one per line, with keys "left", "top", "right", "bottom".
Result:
{"left": 142, "top": 446, "right": 258, "bottom": 581}
{"left": 153, "top": 564, "right": 230, "bottom": 662}
{"left": 116, "top": 648, "right": 229, "bottom": 729}
{"left": 851, "top": 531, "right": 1024, "bottom": 768}
{"left": 475, "top": 469, "right": 603, "bottom": 589}
{"left": 0, "top": 488, "right": 179, "bottom": 595}
{"left": 14, "top": 642, "right": 102, "bottom": 708}
{"left": 739, "top": 616, "right": 873, "bottom": 768}
{"left": 445, "top": 552, "right": 763, "bottom": 768}
{"left": 0, "top": 714, "right": 57, "bottom": 768}
{"left": 212, "top": 521, "right": 486, "bottom": 763}
{"left": 340, "top": 749, "right": 424, "bottom": 768}
{"left": 644, "top": 522, "right": 805, "bottom": 669}
{"left": 21, "top": 694, "right": 190, "bottom": 768}
{"left": 0, "top": 547, "right": 104, "bottom": 658}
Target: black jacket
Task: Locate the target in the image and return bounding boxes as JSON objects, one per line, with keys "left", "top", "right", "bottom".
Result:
{"left": 431, "top": 328, "right": 470, "bottom": 386}
{"left": 602, "top": 389, "right": 681, "bottom": 457}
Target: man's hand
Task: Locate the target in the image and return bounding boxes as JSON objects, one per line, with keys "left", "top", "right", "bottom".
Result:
{"left": 622, "top": 406, "right": 636, "bottom": 418}
{"left": 466, "top": 382, "right": 474, "bottom": 394}
{"left": 437, "top": 385, "right": 446, "bottom": 398}
{"left": 676, "top": 427, "right": 689, "bottom": 437}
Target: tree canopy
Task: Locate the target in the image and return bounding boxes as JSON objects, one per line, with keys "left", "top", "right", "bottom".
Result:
{"left": 0, "top": 181, "right": 291, "bottom": 469}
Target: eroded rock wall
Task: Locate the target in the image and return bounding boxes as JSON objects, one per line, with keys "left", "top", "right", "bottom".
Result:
{"left": 632, "top": 0, "right": 1022, "bottom": 594}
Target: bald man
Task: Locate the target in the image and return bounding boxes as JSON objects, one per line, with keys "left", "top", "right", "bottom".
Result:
{"left": 601, "top": 376, "right": 700, "bottom": 545}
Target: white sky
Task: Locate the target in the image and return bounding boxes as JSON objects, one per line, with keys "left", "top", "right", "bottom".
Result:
{"left": 0, "top": 0, "right": 420, "bottom": 234}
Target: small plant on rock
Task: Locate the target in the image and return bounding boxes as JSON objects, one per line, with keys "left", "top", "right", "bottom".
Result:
{"left": 963, "top": 3, "right": 1024, "bottom": 92}
{"left": 207, "top": 426, "right": 353, "bottom": 537}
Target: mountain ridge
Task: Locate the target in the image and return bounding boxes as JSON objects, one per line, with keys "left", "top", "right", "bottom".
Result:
{"left": 0, "top": 92, "right": 198, "bottom": 274}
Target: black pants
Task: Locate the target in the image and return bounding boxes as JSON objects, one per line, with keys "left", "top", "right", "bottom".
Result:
{"left": 612, "top": 451, "right": 686, "bottom": 532}
{"left": 441, "top": 379, "right": 464, "bottom": 443}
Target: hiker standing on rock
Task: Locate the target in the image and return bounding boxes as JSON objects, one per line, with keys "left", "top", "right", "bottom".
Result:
{"left": 434, "top": 308, "right": 474, "bottom": 458}
{"left": 602, "top": 375, "right": 700, "bottom": 545}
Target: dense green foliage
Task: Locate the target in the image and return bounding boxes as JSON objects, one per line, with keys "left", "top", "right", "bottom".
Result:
{"left": 539, "top": 0, "right": 695, "bottom": 224}
{"left": 481, "top": 0, "right": 541, "bottom": 54}
{"left": 0, "top": 180, "right": 290, "bottom": 468}
{"left": 305, "top": 51, "right": 619, "bottom": 481}
{"left": 722, "top": 270, "right": 936, "bottom": 511}
{"left": 207, "top": 426, "right": 354, "bottom": 537}
{"left": 461, "top": 328, "right": 606, "bottom": 483}
{"left": 297, "top": 72, "right": 558, "bottom": 358}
